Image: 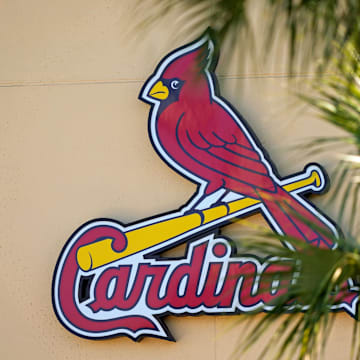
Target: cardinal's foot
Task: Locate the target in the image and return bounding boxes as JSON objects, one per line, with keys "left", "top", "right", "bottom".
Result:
{"left": 191, "top": 189, "right": 227, "bottom": 210}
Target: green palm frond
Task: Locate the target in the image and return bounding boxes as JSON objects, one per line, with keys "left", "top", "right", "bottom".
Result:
{"left": 231, "top": 232, "right": 360, "bottom": 360}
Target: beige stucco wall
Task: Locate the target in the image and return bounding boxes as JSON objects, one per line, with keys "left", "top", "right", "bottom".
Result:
{"left": 0, "top": 1, "right": 353, "bottom": 359}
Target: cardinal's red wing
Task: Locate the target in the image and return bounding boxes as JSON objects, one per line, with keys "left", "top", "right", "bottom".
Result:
{"left": 177, "top": 111, "right": 276, "bottom": 193}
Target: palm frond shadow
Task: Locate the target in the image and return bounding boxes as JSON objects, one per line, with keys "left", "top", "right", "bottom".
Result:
{"left": 295, "top": 44, "right": 360, "bottom": 239}
{"left": 137, "top": 0, "right": 360, "bottom": 75}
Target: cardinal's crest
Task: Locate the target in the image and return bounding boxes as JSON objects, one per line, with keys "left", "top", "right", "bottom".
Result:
{"left": 52, "top": 30, "right": 358, "bottom": 342}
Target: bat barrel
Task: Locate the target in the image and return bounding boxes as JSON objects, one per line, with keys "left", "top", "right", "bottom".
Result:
{"left": 76, "top": 213, "right": 203, "bottom": 271}
{"left": 76, "top": 167, "right": 324, "bottom": 271}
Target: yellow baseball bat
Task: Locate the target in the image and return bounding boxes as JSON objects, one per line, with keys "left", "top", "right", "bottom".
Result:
{"left": 77, "top": 169, "right": 322, "bottom": 272}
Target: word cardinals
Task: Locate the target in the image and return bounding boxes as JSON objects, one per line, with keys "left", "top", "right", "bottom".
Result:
{"left": 140, "top": 31, "right": 336, "bottom": 249}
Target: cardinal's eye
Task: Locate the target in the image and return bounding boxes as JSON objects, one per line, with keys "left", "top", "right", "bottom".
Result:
{"left": 170, "top": 80, "right": 180, "bottom": 90}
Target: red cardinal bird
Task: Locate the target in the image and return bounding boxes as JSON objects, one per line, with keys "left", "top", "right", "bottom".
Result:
{"left": 140, "top": 32, "right": 337, "bottom": 249}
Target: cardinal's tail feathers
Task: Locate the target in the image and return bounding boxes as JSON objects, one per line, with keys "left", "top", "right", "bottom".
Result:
{"left": 257, "top": 186, "right": 337, "bottom": 249}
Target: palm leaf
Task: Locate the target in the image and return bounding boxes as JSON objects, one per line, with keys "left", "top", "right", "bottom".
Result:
{"left": 231, "top": 232, "right": 360, "bottom": 360}
{"left": 140, "top": 0, "right": 360, "bottom": 72}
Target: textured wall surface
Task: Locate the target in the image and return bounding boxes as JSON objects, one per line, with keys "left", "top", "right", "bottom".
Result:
{"left": 0, "top": 1, "right": 353, "bottom": 359}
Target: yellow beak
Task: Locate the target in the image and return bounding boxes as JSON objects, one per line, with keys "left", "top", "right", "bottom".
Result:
{"left": 149, "top": 81, "right": 169, "bottom": 100}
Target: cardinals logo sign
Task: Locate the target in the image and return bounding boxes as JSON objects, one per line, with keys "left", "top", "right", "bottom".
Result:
{"left": 52, "top": 31, "right": 359, "bottom": 341}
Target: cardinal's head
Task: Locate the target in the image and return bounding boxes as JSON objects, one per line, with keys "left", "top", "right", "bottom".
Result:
{"left": 140, "top": 30, "right": 218, "bottom": 115}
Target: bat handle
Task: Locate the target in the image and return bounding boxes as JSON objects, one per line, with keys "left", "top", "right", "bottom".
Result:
{"left": 283, "top": 165, "right": 325, "bottom": 193}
